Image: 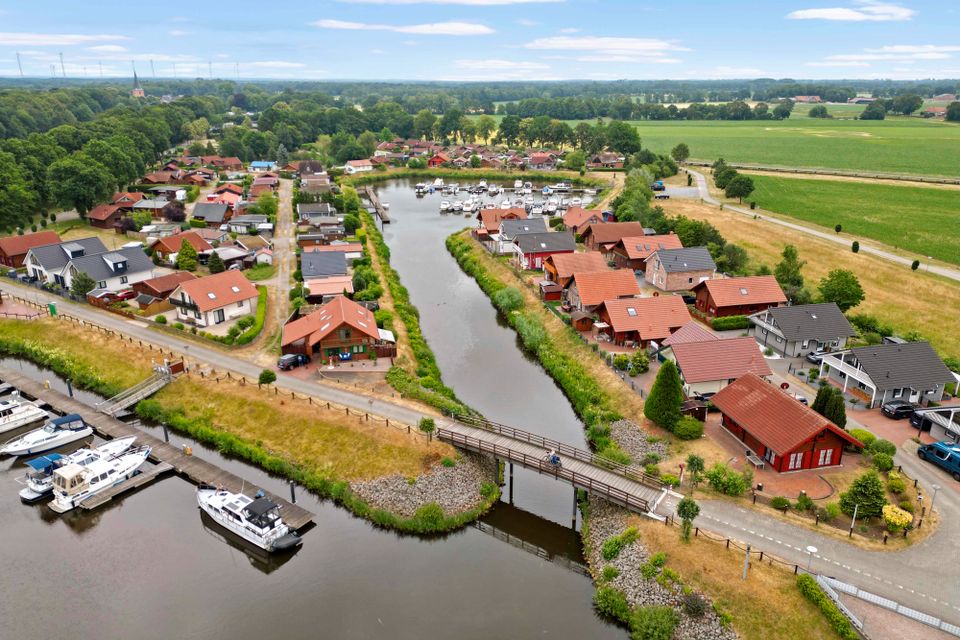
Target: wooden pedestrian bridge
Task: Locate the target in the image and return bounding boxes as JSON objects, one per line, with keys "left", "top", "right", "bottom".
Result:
{"left": 438, "top": 415, "right": 668, "bottom": 516}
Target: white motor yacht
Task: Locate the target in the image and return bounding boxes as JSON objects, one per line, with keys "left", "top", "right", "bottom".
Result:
{"left": 531, "top": 205, "right": 544, "bottom": 216}
{"left": 513, "top": 179, "right": 523, "bottom": 190}
{"left": 570, "top": 197, "right": 582, "bottom": 206}
{"left": 439, "top": 200, "right": 451, "bottom": 212}
{"left": 499, "top": 199, "right": 511, "bottom": 209}
{"left": 478, "top": 179, "right": 487, "bottom": 189}
{"left": 414, "top": 183, "right": 427, "bottom": 195}
{"left": 197, "top": 486, "right": 302, "bottom": 552}
{"left": 452, "top": 201, "right": 463, "bottom": 213}
{"left": 1, "top": 414, "right": 92, "bottom": 457}
{"left": 0, "top": 397, "right": 48, "bottom": 436}
{"left": 18, "top": 436, "right": 135, "bottom": 503}
{"left": 48, "top": 444, "right": 151, "bottom": 513}
{"left": 433, "top": 178, "right": 444, "bottom": 187}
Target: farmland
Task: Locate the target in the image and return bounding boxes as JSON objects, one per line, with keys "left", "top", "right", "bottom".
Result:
{"left": 746, "top": 175, "right": 960, "bottom": 265}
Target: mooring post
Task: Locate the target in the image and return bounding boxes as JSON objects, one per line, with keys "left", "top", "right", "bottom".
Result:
{"left": 509, "top": 463, "right": 514, "bottom": 504}
{"left": 289, "top": 480, "right": 297, "bottom": 504}
{"left": 66, "top": 379, "right": 73, "bottom": 398}
{"left": 162, "top": 423, "right": 169, "bottom": 443}
{"left": 571, "top": 489, "right": 578, "bottom": 530}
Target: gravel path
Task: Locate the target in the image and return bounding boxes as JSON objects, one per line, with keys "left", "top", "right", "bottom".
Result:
{"left": 352, "top": 452, "right": 496, "bottom": 518}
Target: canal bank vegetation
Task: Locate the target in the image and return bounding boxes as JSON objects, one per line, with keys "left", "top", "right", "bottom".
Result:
{"left": 343, "top": 167, "right": 605, "bottom": 189}
{"left": 446, "top": 231, "right": 640, "bottom": 461}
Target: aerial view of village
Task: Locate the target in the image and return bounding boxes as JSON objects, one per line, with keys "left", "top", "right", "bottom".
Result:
{"left": 0, "top": 1, "right": 957, "bottom": 638}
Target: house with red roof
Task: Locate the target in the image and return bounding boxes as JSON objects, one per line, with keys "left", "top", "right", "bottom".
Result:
{"left": 427, "top": 152, "right": 450, "bottom": 168}
{"left": 0, "top": 231, "right": 61, "bottom": 268}
{"left": 281, "top": 295, "right": 385, "bottom": 360}
{"left": 711, "top": 373, "right": 863, "bottom": 472}
{"left": 88, "top": 203, "right": 126, "bottom": 229}
{"left": 595, "top": 296, "right": 692, "bottom": 347}
{"left": 580, "top": 222, "right": 648, "bottom": 252}
{"left": 566, "top": 269, "right": 641, "bottom": 313}
{"left": 151, "top": 231, "right": 213, "bottom": 263}
{"left": 611, "top": 234, "right": 683, "bottom": 271}
{"left": 693, "top": 275, "right": 786, "bottom": 318}
{"left": 169, "top": 270, "right": 259, "bottom": 328}
{"left": 527, "top": 152, "right": 556, "bottom": 170}
{"left": 476, "top": 207, "right": 527, "bottom": 237}
{"left": 543, "top": 251, "right": 609, "bottom": 288}
{"left": 344, "top": 159, "right": 374, "bottom": 174}
{"left": 662, "top": 336, "right": 772, "bottom": 397}
{"left": 562, "top": 207, "right": 604, "bottom": 235}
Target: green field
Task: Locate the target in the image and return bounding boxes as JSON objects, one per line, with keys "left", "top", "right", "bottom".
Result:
{"left": 748, "top": 175, "right": 960, "bottom": 264}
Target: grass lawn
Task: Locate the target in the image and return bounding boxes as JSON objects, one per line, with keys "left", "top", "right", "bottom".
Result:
{"left": 630, "top": 518, "right": 839, "bottom": 640}
{"left": 48, "top": 219, "right": 132, "bottom": 250}
{"left": 660, "top": 198, "right": 960, "bottom": 360}
{"left": 244, "top": 262, "right": 275, "bottom": 281}
{"left": 747, "top": 174, "right": 960, "bottom": 265}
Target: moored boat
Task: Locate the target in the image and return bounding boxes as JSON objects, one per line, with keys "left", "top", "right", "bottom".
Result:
{"left": 1, "top": 414, "right": 93, "bottom": 457}
{"left": 197, "top": 486, "right": 302, "bottom": 553}
{"left": 48, "top": 444, "right": 151, "bottom": 513}
{"left": 17, "top": 436, "right": 135, "bottom": 503}
{"left": 0, "top": 398, "right": 48, "bottom": 436}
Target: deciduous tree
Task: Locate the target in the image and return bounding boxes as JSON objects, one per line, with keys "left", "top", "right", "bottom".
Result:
{"left": 670, "top": 143, "right": 690, "bottom": 162}
{"left": 724, "top": 174, "right": 755, "bottom": 202}
{"left": 818, "top": 269, "right": 865, "bottom": 312}
{"left": 47, "top": 152, "right": 114, "bottom": 217}
{"left": 70, "top": 271, "right": 97, "bottom": 297}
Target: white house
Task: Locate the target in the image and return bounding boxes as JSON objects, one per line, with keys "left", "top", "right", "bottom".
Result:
{"left": 344, "top": 159, "right": 374, "bottom": 174}
{"left": 169, "top": 270, "right": 259, "bottom": 327}
{"left": 24, "top": 238, "right": 107, "bottom": 286}
{"left": 62, "top": 247, "right": 155, "bottom": 292}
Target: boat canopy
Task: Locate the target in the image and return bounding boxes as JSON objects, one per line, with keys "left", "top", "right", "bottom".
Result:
{"left": 51, "top": 414, "right": 86, "bottom": 430}
{"left": 26, "top": 453, "right": 63, "bottom": 471}
{"left": 244, "top": 497, "right": 280, "bottom": 527}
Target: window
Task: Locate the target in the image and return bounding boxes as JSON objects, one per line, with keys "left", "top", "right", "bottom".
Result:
{"left": 626, "top": 307, "right": 637, "bottom": 317}
{"left": 120, "top": 276, "right": 128, "bottom": 284}
{"left": 801, "top": 340, "right": 809, "bottom": 349}
{"left": 818, "top": 449, "right": 833, "bottom": 466}
{"left": 688, "top": 277, "right": 693, "bottom": 284}
{"left": 788, "top": 452, "right": 803, "bottom": 470}
{"left": 775, "top": 336, "right": 783, "bottom": 343}
{"left": 893, "top": 388, "right": 903, "bottom": 399}
{"left": 237, "top": 301, "right": 243, "bottom": 308}
{"left": 764, "top": 448, "right": 775, "bottom": 464}
{"left": 97, "top": 281, "right": 106, "bottom": 289}
{"left": 761, "top": 328, "right": 768, "bottom": 336}
{"left": 194, "top": 310, "right": 201, "bottom": 319}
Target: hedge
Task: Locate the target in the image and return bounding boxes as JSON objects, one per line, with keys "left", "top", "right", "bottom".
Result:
{"left": 235, "top": 286, "right": 268, "bottom": 345}
{"left": 795, "top": 574, "right": 859, "bottom": 640}
{"left": 0, "top": 335, "right": 124, "bottom": 398}
{"left": 446, "top": 232, "right": 629, "bottom": 460}
{"left": 343, "top": 168, "right": 603, "bottom": 189}
{"left": 711, "top": 315, "right": 751, "bottom": 331}
{"left": 135, "top": 398, "right": 499, "bottom": 533}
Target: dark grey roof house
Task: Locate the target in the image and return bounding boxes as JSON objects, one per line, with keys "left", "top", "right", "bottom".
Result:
{"left": 500, "top": 217, "right": 547, "bottom": 241}
{"left": 24, "top": 237, "right": 108, "bottom": 285}
{"left": 819, "top": 341, "right": 954, "bottom": 408}
{"left": 654, "top": 247, "right": 716, "bottom": 273}
{"left": 750, "top": 302, "right": 857, "bottom": 357}
{"left": 64, "top": 246, "right": 154, "bottom": 292}
{"left": 513, "top": 231, "right": 576, "bottom": 269}
{"left": 192, "top": 202, "right": 229, "bottom": 225}
{"left": 301, "top": 251, "right": 348, "bottom": 279}
{"left": 297, "top": 202, "right": 338, "bottom": 220}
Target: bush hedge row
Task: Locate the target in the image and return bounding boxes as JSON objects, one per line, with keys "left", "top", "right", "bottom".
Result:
{"left": 446, "top": 232, "right": 629, "bottom": 460}
{"left": 0, "top": 335, "right": 124, "bottom": 397}
{"left": 711, "top": 315, "right": 751, "bottom": 331}
{"left": 795, "top": 574, "right": 859, "bottom": 640}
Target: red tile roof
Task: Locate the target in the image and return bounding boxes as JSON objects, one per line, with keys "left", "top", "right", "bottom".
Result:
{"left": 174, "top": 270, "right": 259, "bottom": 313}
{"left": 660, "top": 321, "right": 717, "bottom": 347}
{"left": 479, "top": 207, "right": 527, "bottom": 233}
{"left": 88, "top": 203, "right": 124, "bottom": 222}
{"left": 694, "top": 275, "right": 786, "bottom": 308}
{"left": 301, "top": 242, "right": 363, "bottom": 254}
{"left": 562, "top": 207, "right": 603, "bottom": 231}
{"left": 214, "top": 184, "right": 244, "bottom": 195}
{"left": 112, "top": 192, "right": 145, "bottom": 205}
{"left": 669, "top": 336, "right": 772, "bottom": 383}
{"left": 137, "top": 271, "right": 197, "bottom": 297}
{"left": 281, "top": 296, "right": 379, "bottom": 346}
{"left": 346, "top": 159, "right": 374, "bottom": 168}
{"left": 0, "top": 231, "right": 61, "bottom": 258}
{"left": 152, "top": 231, "right": 213, "bottom": 255}
{"left": 710, "top": 373, "right": 863, "bottom": 455}
{"left": 571, "top": 269, "right": 641, "bottom": 307}
{"left": 305, "top": 276, "right": 354, "bottom": 297}
{"left": 583, "top": 222, "right": 647, "bottom": 245}
{"left": 615, "top": 234, "right": 683, "bottom": 260}
{"left": 597, "top": 296, "right": 692, "bottom": 341}
{"left": 545, "top": 251, "right": 609, "bottom": 280}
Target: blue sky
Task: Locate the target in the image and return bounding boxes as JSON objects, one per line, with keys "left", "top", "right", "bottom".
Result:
{"left": 0, "top": 0, "right": 955, "bottom": 81}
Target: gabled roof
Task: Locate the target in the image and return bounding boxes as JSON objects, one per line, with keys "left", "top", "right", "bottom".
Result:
{"left": 582, "top": 221, "right": 647, "bottom": 245}
{"left": 152, "top": 232, "right": 213, "bottom": 255}
{"left": 214, "top": 183, "right": 243, "bottom": 195}
{"left": 694, "top": 275, "right": 786, "bottom": 307}
{"left": 500, "top": 217, "right": 547, "bottom": 238}
{"left": 615, "top": 234, "right": 683, "bottom": 260}
{"left": 596, "top": 296, "right": 691, "bottom": 341}
{"left": 651, "top": 247, "right": 716, "bottom": 273}
{"left": 27, "top": 237, "right": 107, "bottom": 271}
{"left": 669, "top": 336, "right": 772, "bottom": 383}
{"left": 301, "top": 251, "right": 348, "bottom": 279}
{"left": 137, "top": 271, "right": 197, "bottom": 297}
{"left": 302, "top": 242, "right": 363, "bottom": 254}
{"left": 515, "top": 232, "right": 576, "bottom": 254}
{"left": 282, "top": 296, "right": 379, "bottom": 346}
{"left": 711, "top": 373, "right": 863, "bottom": 456}
{"left": 88, "top": 203, "right": 124, "bottom": 222}
{"left": 305, "top": 275, "right": 354, "bottom": 297}
{"left": 67, "top": 247, "right": 153, "bottom": 281}
{"left": 545, "top": 251, "right": 609, "bottom": 280}
{"left": 112, "top": 191, "right": 145, "bottom": 205}
{"left": 759, "top": 303, "right": 856, "bottom": 342}
{"left": 571, "top": 269, "right": 641, "bottom": 307}
{"left": 660, "top": 321, "right": 717, "bottom": 347}
{"left": 297, "top": 202, "right": 337, "bottom": 216}
{"left": 192, "top": 202, "right": 229, "bottom": 223}
{"left": 562, "top": 207, "right": 603, "bottom": 230}
{"left": 479, "top": 207, "right": 527, "bottom": 233}
{"left": 346, "top": 159, "right": 374, "bottom": 167}
{"left": 174, "top": 270, "right": 258, "bottom": 312}
{"left": 234, "top": 235, "right": 270, "bottom": 251}
{"left": 849, "top": 342, "right": 954, "bottom": 390}
{"left": 0, "top": 231, "right": 61, "bottom": 257}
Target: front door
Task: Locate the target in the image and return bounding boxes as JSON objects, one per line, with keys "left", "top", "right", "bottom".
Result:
{"left": 214, "top": 309, "right": 225, "bottom": 324}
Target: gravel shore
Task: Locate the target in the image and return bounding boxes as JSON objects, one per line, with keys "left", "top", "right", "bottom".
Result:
{"left": 351, "top": 452, "right": 496, "bottom": 518}
{"left": 609, "top": 419, "right": 669, "bottom": 461}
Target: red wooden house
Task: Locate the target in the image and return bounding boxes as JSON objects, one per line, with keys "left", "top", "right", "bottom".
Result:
{"left": 693, "top": 275, "right": 786, "bottom": 318}
{"left": 710, "top": 373, "right": 863, "bottom": 472}
{"left": 428, "top": 153, "right": 450, "bottom": 168}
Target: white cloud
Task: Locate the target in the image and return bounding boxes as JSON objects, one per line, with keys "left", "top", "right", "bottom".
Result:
{"left": 557, "top": 27, "right": 580, "bottom": 34}
{"left": 826, "top": 52, "right": 950, "bottom": 61}
{"left": 312, "top": 19, "right": 493, "bottom": 35}
{"left": 454, "top": 58, "right": 549, "bottom": 70}
{"left": 87, "top": 45, "right": 127, "bottom": 53}
{"left": 0, "top": 32, "right": 129, "bottom": 46}
{"left": 572, "top": 55, "right": 681, "bottom": 63}
{"left": 169, "top": 30, "right": 190, "bottom": 37}
{"left": 338, "top": 0, "right": 559, "bottom": 4}
{"left": 524, "top": 36, "right": 688, "bottom": 63}
{"left": 806, "top": 60, "right": 871, "bottom": 67}
{"left": 864, "top": 44, "right": 960, "bottom": 53}
{"left": 787, "top": 1, "right": 914, "bottom": 22}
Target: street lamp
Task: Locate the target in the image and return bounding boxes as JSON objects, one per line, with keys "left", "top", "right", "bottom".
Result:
{"left": 930, "top": 484, "right": 941, "bottom": 516}
{"left": 806, "top": 545, "right": 818, "bottom": 572}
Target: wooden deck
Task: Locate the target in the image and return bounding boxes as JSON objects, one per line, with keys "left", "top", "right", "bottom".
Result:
{"left": 438, "top": 416, "right": 666, "bottom": 515}
{"left": 79, "top": 462, "right": 174, "bottom": 510}
{"left": 362, "top": 186, "right": 391, "bottom": 223}
{"left": 0, "top": 367, "right": 314, "bottom": 530}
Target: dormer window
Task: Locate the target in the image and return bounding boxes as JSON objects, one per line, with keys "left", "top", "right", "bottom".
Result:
{"left": 207, "top": 292, "right": 217, "bottom": 300}
{"left": 626, "top": 307, "right": 637, "bottom": 317}
{"left": 740, "top": 288, "right": 748, "bottom": 295}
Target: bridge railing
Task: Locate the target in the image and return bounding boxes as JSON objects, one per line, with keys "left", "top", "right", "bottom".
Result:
{"left": 449, "top": 413, "right": 662, "bottom": 490}
{"left": 437, "top": 428, "right": 652, "bottom": 513}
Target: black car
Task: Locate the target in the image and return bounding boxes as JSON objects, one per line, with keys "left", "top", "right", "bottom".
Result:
{"left": 910, "top": 411, "right": 933, "bottom": 432}
{"left": 277, "top": 353, "right": 309, "bottom": 371}
{"left": 881, "top": 400, "right": 917, "bottom": 420}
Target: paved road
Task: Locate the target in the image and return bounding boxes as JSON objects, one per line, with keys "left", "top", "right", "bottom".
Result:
{"left": 685, "top": 168, "right": 960, "bottom": 283}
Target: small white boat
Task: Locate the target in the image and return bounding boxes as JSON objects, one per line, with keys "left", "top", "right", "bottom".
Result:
{"left": 482, "top": 203, "right": 497, "bottom": 210}
{"left": 49, "top": 444, "right": 151, "bottom": 513}
{"left": 531, "top": 205, "right": 544, "bottom": 216}
{"left": 414, "top": 183, "right": 427, "bottom": 195}
{"left": 197, "top": 486, "right": 302, "bottom": 552}
{"left": 452, "top": 201, "right": 463, "bottom": 213}
{"left": 433, "top": 178, "right": 444, "bottom": 187}
{"left": 440, "top": 200, "right": 451, "bottom": 211}
{"left": 513, "top": 197, "right": 525, "bottom": 208}
{"left": 551, "top": 182, "right": 571, "bottom": 192}
{"left": 499, "top": 199, "right": 511, "bottom": 209}
{"left": 0, "top": 397, "right": 48, "bottom": 436}
{"left": 570, "top": 197, "right": 583, "bottom": 207}
{"left": 542, "top": 186, "right": 553, "bottom": 196}
{"left": 463, "top": 200, "right": 477, "bottom": 214}
{"left": 1, "top": 414, "right": 92, "bottom": 457}
{"left": 17, "top": 436, "right": 135, "bottom": 503}
{"left": 524, "top": 196, "right": 534, "bottom": 206}
{"left": 513, "top": 179, "right": 523, "bottom": 190}
{"left": 545, "top": 202, "right": 558, "bottom": 214}
{"left": 584, "top": 188, "right": 597, "bottom": 196}
{"left": 478, "top": 179, "right": 487, "bottom": 189}
{"left": 487, "top": 184, "right": 500, "bottom": 195}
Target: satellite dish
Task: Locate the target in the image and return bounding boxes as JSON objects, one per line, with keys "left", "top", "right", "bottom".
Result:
{"left": 780, "top": 382, "right": 789, "bottom": 390}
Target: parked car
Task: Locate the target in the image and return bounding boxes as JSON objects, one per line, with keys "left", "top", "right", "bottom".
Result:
{"left": 805, "top": 350, "right": 828, "bottom": 364}
{"left": 115, "top": 289, "right": 136, "bottom": 301}
{"left": 694, "top": 391, "right": 716, "bottom": 402}
{"left": 917, "top": 441, "right": 960, "bottom": 481}
{"left": 681, "top": 294, "right": 696, "bottom": 305}
{"left": 881, "top": 400, "right": 917, "bottom": 420}
{"left": 651, "top": 181, "right": 665, "bottom": 191}
{"left": 277, "top": 353, "right": 309, "bottom": 371}
{"left": 793, "top": 394, "right": 809, "bottom": 405}
{"left": 910, "top": 411, "right": 934, "bottom": 432}
{"left": 228, "top": 263, "right": 242, "bottom": 271}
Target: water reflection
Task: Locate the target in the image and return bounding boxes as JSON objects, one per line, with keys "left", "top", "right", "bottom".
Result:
{"left": 198, "top": 510, "right": 303, "bottom": 575}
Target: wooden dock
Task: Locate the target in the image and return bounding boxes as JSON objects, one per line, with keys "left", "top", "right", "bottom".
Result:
{"left": 362, "top": 186, "right": 391, "bottom": 223}
{"left": 80, "top": 462, "right": 174, "bottom": 510}
{"left": 0, "top": 367, "right": 314, "bottom": 530}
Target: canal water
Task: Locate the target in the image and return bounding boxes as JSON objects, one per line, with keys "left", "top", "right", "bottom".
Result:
{"left": 0, "top": 177, "right": 621, "bottom": 640}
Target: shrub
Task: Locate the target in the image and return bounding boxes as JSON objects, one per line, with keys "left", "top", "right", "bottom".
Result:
{"left": 418, "top": 417, "right": 436, "bottom": 434}
{"left": 771, "top": 496, "right": 791, "bottom": 511}
{"left": 441, "top": 457, "right": 456, "bottom": 468}
{"left": 613, "top": 354, "right": 630, "bottom": 371}
{"left": 705, "top": 463, "right": 750, "bottom": 496}
{"left": 660, "top": 473, "right": 680, "bottom": 487}
{"left": 824, "top": 502, "right": 842, "bottom": 520}
{"left": 257, "top": 369, "right": 276, "bottom": 385}
{"left": 593, "top": 586, "right": 630, "bottom": 624}
{"left": 673, "top": 416, "right": 704, "bottom": 441}
{"left": 644, "top": 360, "right": 683, "bottom": 431}
{"left": 795, "top": 492, "right": 815, "bottom": 512}
{"left": 154, "top": 315, "right": 167, "bottom": 324}
{"left": 640, "top": 561, "right": 659, "bottom": 580}
{"left": 849, "top": 428, "right": 875, "bottom": 449}
{"left": 899, "top": 500, "right": 914, "bottom": 513}
{"left": 629, "top": 350, "right": 649, "bottom": 375}
{"left": 237, "top": 315, "right": 256, "bottom": 330}
{"left": 840, "top": 471, "right": 887, "bottom": 518}
{"left": 882, "top": 504, "right": 912, "bottom": 533}
{"left": 867, "top": 438, "right": 896, "bottom": 457}
{"left": 601, "top": 527, "right": 639, "bottom": 561}
{"left": 410, "top": 503, "right": 444, "bottom": 530}
{"left": 851, "top": 241, "right": 859, "bottom": 253}
{"left": 601, "top": 565, "right": 620, "bottom": 582}
{"left": 173, "top": 322, "right": 185, "bottom": 330}
{"left": 683, "top": 593, "right": 707, "bottom": 618}
{"left": 711, "top": 315, "right": 751, "bottom": 331}
{"left": 491, "top": 286, "right": 524, "bottom": 314}
{"left": 235, "top": 287, "right": 268, "bottom": 345}
{"left": 644, "top": 463, "right": 661, "bottom": 477}
{"left": 796, "top": 574, "right": 859, "bottom": 640}
{"left": 629, "top": 606, "right": 678, "bottom": 640}
{"left": 872, "top": 452, "right": 894, "bottom": 472}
